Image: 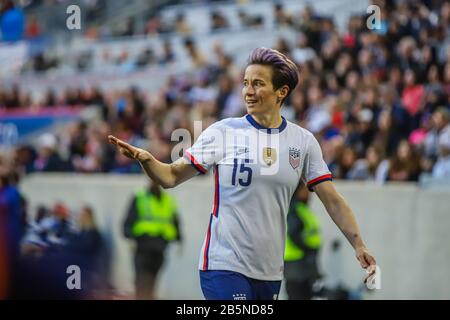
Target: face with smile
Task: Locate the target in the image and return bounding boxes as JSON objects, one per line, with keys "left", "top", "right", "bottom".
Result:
{"left": 242, "top": 64, "right": 288, "bottom": 117}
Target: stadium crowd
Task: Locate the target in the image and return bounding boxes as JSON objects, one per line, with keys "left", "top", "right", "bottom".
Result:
{"left": 1, "top": 0, "right": 450, "bottom": 183}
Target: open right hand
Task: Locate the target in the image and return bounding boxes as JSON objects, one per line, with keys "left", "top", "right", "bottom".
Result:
{"left": 108, "top": 135, "right": 152, "bottom": 163}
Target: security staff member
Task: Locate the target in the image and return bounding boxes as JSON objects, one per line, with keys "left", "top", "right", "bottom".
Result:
{"left": 284, "top": 185, "right": 321, "bottom": 300}
{"left": 124, "top": 180, "right": 182, "bottom": 300}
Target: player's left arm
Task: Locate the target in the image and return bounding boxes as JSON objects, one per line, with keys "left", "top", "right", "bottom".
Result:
{"left": 313, "top": 180, "right": 376, "bottom": 275}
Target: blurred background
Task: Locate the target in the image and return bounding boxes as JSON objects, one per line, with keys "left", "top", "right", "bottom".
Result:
{"left": 1, "top": 0, "right": 450, "bottom": 300}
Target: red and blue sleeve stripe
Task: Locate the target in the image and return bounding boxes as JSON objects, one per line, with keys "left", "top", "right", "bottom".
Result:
{"left": 307, "top": 173, "right": 332, "bottom": 191}
{"left": 184, "top": 151, "right": 207, "bottom": 174}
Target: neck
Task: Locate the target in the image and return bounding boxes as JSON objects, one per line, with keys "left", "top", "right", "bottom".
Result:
{"left": 250, "top": 110, "right": 282, "bottom": 128}
{"left": 151, "top": 188, "right": 161, "bottom": 197}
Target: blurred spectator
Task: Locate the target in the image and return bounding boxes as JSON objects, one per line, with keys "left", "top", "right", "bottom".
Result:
{"left": 9, "top": 171, "right": 28, "bottom": 239}
{"left": 121, "top": 17, "right": 136, "bottom": 37}
{"left": 216, "top": 73, "right": 243, "bottom": 118}
{"left": 21, "top": 205, "right": 51, "bottom": 251}
{"left": 210, "top": 11, "right": 229, "bottom": 31}
{"left": 275, "top": 37, "right": 291, "bottom": 56}
{"left": 24, "top": 14, "right": 41, "bottom": 39}
{"left": 145, "top": 14, "right": 173, "bottom": 35}
{"left": 158, "top": 40, "right": 175, "bottom": 64}
{"left": 76, "top": 51, "right": 93, "bottom": 71}
{"left": 0, "top": 160, "right": 25, "bottom": 298}
{"left": 68, "top": 121, "right": 88, "bottom": 158}
{"left": 45, "top": 202, "right": 73, "bottom": 247}
{"left": 3, "top": 84, "right": 21, "bottom": 109}
{"left": 0, "top": 1, "right": 25, "bottom": 42}
{"left": 13, "top": 145, "right": 36, "bottom": 175}
{"left": 70, "top": 123, "right": 104, "bottom": 173}
{"left": 387, "top": 140, "right": 422, "bottom": 182}
{"left": 238, "top": 10, "right": 264, "bottom": 28}
{"left": 347, "top": 145, "right": 385, "bottom": 181}
{"left": 66, "top": 205, "right": 103, "bottom": 296}
{"left": 334, "top": 146, "right": 358, "bottom": 180}
{"left": 0, "top": 166, "right": 22, "bottom": 265}
{"left": 174, "top": 12, "right": 191, "bottom": 34}
{"left": 135, "top": 47, "right": 155, "bottom": 68}
{"left": 372, "top": 109, "right": 402, "bottom": 158}
{"left": 354, "top": 108, "right": 376, "bottom": 156}
{"left": 292, "top": 32, "right": 316, "bottom": 65}
{"left": 401, "top": 69, "right": 425, "bottom": 117}
{"left": 424, "top": 108, "right": 450, "bottom": 160}
{"left": 183, "top": 37, "right": 207, "bottom": 68}
{"left": 305, "top": 85, "right": 331, "bottom": 134}
{"left": 432, "top": 121, "right": 450, "bottom": 177}
{"left": 42, "top": 89, "right": 57, "bottom": 107}
{"left": 273, "top": 3, "right": 293, "bottom": 27}
{"left": 31, "top": 52, "right": 60, "bottom": 72}
{"left": 296, "top": 5, "right": 321, "bottom": 52}
{"left": 33, "top": 133, "right": 73, "bottom": 172}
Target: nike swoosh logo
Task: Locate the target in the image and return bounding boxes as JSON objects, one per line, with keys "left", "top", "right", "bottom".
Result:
{"left": 203, "top": 136, "right": 215, "bottom": 145}
{"left": 236, "top": 147, "right": 249, "bottom": 155}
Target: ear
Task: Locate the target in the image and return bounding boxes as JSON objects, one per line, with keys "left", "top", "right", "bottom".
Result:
{"left": 277, "top": 85, "right": 289, "bottom": 102}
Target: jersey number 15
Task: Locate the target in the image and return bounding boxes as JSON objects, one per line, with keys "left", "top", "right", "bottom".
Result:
{"left": 232, "top": 158, "right": 253, "bottom": 187}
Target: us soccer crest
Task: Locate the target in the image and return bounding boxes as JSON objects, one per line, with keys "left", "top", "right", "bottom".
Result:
{"left": 263, "top": 147, "right": 277, "bottom": 166}
{"left": 289, "top": 147, "right": 300, "bottom": 169}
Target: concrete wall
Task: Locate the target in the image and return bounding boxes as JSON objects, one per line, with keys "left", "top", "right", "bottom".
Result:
{"left": 20, "top": 174, "right": 450, "bottom": 299}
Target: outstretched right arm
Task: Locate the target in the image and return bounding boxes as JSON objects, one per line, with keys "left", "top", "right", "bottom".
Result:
{"left": 108, "top": 135, "right": 198, "bottom": 189}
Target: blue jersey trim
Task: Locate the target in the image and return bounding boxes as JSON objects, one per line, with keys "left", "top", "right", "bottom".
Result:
{"left": 213, "top": 165, "right": 220, "bottom": 217}
{"left": 245, "top": 114, "right": 287, "bottom": 133}
{"left": 307, "top": 174, "right": 333, "bottom": 191}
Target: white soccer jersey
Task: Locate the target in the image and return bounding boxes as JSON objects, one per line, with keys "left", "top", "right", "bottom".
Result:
{"left": 184, "top": 114, "right": 331, "bottom": 281}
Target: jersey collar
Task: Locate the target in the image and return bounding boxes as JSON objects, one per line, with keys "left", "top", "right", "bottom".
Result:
{"left": 245, "top": 114, "right": 287, "bottom": 134}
